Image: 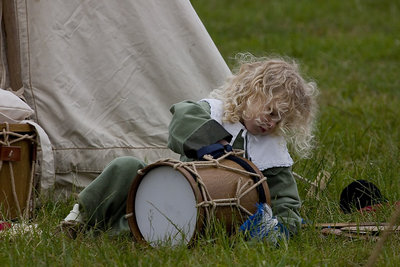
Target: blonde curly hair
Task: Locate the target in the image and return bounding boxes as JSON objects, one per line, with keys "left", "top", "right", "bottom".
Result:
{"left": 210, "top": 53, "right": 318, "bottom": 158}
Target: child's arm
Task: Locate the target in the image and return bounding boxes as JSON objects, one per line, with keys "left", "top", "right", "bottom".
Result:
{"left": 263, "top": 167, "right": 302, "bottom": 234}
{"left": 168, "top": 100, "right": 232, "bottom": 159}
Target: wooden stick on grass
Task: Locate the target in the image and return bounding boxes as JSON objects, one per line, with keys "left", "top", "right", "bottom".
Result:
{"left": 364, "top": 204, "right": 400, "bottom": 267}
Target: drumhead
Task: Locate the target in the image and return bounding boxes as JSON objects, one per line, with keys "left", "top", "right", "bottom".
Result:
{"left": 134, "top": 166, "right": 197, "bottom": 246}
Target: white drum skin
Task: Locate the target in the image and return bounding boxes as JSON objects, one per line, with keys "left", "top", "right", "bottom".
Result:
{"left": 134, "top": 166, "right": 198, "bottom": 246}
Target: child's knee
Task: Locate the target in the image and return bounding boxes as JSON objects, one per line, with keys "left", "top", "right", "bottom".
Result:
{"left": 107, "top": 156, "right": 146, "bottom": 175}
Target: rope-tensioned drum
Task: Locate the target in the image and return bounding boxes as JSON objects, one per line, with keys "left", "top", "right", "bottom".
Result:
{"left": 139, "top": 151, "right": 268, "bottom": 225}
{"left": 0, "top": 122, "right": 37, "bottom": 219}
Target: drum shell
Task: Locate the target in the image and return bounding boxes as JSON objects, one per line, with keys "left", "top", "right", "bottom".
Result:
{"left": 0, "top": 124, "right": 37, "bottom": 220}
{"left": 126, "top": 157, "right": 270, "bottom": 245}
{"left": 193, "top": 158, "right": 270, "bottom": 233}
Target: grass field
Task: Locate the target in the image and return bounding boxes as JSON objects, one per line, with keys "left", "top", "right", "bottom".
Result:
{"left": 2, "top": 0, "right": 400, "bottom": 266}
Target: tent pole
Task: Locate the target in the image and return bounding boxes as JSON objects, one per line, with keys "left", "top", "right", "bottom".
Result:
{"left": 2, "top": 0, "right": 23, "bottom": 92}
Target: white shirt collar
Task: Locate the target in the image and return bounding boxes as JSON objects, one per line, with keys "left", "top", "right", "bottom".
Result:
{"left": 201, "top": 98, "right": 293, "bottom": 169}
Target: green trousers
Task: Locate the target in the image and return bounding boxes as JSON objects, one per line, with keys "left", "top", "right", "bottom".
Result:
{"left": 78, "top": 156, "right": 146, "bottom": 235}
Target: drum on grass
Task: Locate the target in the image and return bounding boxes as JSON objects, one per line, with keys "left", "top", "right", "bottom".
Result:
{"left": 0, "top": 123, "right": 38, "bottom": 220}
{"left": 126, "top": 155, "right": 270, "bottom": 246}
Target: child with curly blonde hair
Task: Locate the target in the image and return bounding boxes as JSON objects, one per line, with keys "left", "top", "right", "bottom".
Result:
{"left": 61, "top": 53, "right": 318, "bottom": 244}
{"left": 210, "top": 53, "right": 317, "bottom": 157}
{"left": 168, "top": 53, "right": 318, "bottom": 241}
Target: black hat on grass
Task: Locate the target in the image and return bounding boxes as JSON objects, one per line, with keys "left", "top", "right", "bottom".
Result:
{"left": 339, "top": 179, "right": 387, "bottom": 213}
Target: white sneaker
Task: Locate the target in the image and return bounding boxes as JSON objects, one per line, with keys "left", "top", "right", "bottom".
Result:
{"left": 64, "top": 203, "right": 83, "bottom": 223}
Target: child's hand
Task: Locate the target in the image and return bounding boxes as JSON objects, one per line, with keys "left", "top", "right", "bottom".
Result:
{"left": 196, "top": 142, "right": 232, "bottom": 160}
{"left": 218, "top": 139, "right": 230, "bottom": 146}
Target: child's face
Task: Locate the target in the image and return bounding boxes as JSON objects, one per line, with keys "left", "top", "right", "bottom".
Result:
{"left": 242, "top": 103, "right": 281, "bottom": 136}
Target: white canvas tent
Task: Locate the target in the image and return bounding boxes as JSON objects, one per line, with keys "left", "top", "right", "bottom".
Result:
{"left": 1, "top": 0, "right": 230, "bottom": 195}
